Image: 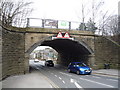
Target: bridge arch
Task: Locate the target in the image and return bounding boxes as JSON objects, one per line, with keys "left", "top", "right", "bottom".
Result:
{"left": 25, "top": 34, "right": 94, "bottom": 67}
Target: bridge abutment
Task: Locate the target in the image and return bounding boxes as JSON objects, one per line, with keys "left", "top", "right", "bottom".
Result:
{"left": 88, "top": 54, "right": 95, "bottom": 68}
{"left": 24, "top": 53, "right": 29, "bottom": 74}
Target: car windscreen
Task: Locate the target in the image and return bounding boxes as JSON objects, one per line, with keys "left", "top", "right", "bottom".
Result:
{"left": 76, "top": 63, "right": 86, "bottom": 67}
{"left": 47, "top": 61, "right": 53, "bottom": 63}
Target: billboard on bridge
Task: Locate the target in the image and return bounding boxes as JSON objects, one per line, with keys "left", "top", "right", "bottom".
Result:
{"left": 58, "top": 21, "right": 69, "bottom": 29}
{"left": 44, "top": 19, "right": 58, "bottom": 28}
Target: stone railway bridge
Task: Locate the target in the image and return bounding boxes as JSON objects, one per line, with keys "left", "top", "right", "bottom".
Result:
{"left": 0, "top": 26, "right": 119, "bottom": 80}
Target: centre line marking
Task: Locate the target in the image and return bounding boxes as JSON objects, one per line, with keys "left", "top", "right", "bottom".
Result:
{"left": 79, "top": 78, "right": 114, "bottom": 88}
{"left": 59, "top": 72, "right": 72, "bottom": 77}
{"left": 55, "top": 75, "right": 57, "bottom": 77}
{"left": 59, "top": 77, "right": 62, "bottom": 80}
{"left": 62, "top": 80, "right": 65, "bottom": 84}
{"left": 74, "top": 81, "right": 82, "bottom": 88}
{"left": 70, "top": 78, "right": 82, "bottom": 88}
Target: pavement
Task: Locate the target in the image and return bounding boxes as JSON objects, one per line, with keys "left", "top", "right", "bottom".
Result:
{"left": 92, "top": 69, "right": 120, "bottom": 77}
{"left": 2, "top": 71, "right": 58, "bottom": 88}
{"left": 1, "top": 68, "right": 119, "bottom": 88}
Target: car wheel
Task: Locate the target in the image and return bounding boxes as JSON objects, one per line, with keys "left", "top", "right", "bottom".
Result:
{"left": 68, "top": 69, "right": 71, "bottom": 73}
{"left": 76, "top": 71, "right": 80, "bottom": 75}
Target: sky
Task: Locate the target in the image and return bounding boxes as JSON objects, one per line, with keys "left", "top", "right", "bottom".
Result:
{"left": 29, "top": 0, "right": 119, "bottom": 23}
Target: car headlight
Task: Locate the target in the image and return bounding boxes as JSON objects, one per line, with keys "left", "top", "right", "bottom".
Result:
{"left": 90, "top": 68, "right": 92, "bottom": 70}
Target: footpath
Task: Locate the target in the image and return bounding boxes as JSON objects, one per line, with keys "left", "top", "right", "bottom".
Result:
{"left": 2, "top": 71, "right": 58, "bottom": 88}
{"left": 92, "top": 69, "right": 120, "bottom": 77}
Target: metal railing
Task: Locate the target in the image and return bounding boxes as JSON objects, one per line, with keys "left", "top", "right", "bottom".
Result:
{"left": 26, "top": 18, "right": 82, "bottom": 30}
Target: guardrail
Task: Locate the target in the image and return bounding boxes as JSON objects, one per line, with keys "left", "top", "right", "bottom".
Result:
{"left": 26, "top": 18, "right": 82, "bottom": 30}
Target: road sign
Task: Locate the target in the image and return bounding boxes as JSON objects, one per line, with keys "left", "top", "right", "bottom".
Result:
{"left": 63, "top": 32, "right": 70, "bottom": 38}
{"left": 56, "top": 32, "right": 63, "bottom": 38}
{"left": 52, "top": 31, "right": 74, "bottom": 40}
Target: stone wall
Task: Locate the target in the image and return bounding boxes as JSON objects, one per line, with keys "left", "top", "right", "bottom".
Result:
{"left": 94, "top": 36, "right": 119, "bottom": 69}
{"left": 2, "top": 27, "right": 25, "bottom": 79}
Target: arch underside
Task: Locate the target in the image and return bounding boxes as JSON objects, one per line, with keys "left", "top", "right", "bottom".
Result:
{"left": 26, "top": 37, "right": 94, "bottom": 65}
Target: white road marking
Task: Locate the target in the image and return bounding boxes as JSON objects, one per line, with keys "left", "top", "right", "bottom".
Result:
{"left": 92, "top": 76, "right": 101, "bottom": 78}
{"left": 62, "top": 80, "right": 65, "bottom": 84}
{"left": 70, "top": 78, "right": 74, "bottom": 83}
{"left": 107, "top": 79, "right": 118, "bottom": 82}
{"left": 55, "top": 75, "right": 57, "bottom": 77}
{"left": 79, "top": 78, "right": 114, "bottom": 88}
{"left": 59, "top": 72, "right": 72, "bottom": 77}
{"left": 74, "top": 81, "right": 82, "bottom": 88}
{"left": 70, "top": 78, "right": 82, "bottom": 88}
{"left": 59, "top": 77, "right": 62, "bottom": 80}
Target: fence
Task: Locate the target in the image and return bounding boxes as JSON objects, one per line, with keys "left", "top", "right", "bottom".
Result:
{"left": 26, "top": 18, "right": 82, "bottom": 30}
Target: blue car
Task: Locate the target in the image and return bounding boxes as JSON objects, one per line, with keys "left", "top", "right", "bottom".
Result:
{"left": 67, "top": 62, "right": 92, "bottom": 75}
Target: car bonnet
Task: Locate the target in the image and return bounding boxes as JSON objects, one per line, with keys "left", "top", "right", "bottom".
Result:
{"left": 78, "top": 66, "right": 90, "bottom": 70}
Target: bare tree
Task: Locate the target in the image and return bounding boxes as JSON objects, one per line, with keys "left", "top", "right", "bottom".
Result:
{"left": 97, "top": 11, "right": 109, "bottom": 35}
{"left": 104, "top": 15, "right": 118, "bottom": 36}
{"left": 78, "top": 0, "right": 104, "bottom": 31}
{"left": 91, "top": 0, "right": 104, "bottom": 22}
{"left": 1, "top": 0, "right": 33, "bottom": 27}
{"left": 97, "top": 14, "right": 119, "bottom": 44}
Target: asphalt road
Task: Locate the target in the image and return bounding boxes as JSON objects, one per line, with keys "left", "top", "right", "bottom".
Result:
{"left": 30, "top": 60, "right": 119, "bottom": 89}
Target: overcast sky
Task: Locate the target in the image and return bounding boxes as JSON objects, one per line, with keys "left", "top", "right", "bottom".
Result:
{"left": 29, "top": 0, "right": 119, "bottom": 23}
